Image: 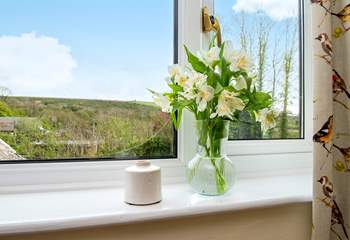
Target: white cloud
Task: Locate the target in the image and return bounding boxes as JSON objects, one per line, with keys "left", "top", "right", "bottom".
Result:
{"left": 232, "top": 0, "right": 298, "bottom": 21}
{"left": 0, "top": 32, "right": 77, "bottom": 96}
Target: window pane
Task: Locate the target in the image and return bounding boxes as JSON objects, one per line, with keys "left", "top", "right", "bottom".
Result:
{"left": 0, "top": 0, "right": 176, "bottom": 161}
{"left": 215, "top": 0, "right": 302, "bottom": 140}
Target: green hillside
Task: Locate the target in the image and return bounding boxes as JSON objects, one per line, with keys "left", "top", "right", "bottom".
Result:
{"left": 0, "top": 97, "right": 174, "bottom": 160}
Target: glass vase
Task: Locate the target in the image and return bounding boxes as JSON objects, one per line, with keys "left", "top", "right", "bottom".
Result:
{"left": 186, "top": 120, "right": 236, "bottom": 195}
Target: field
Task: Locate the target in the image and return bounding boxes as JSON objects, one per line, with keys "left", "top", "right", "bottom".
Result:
{"left": 0, "top": 96, "right": 300, "bottom": 161}
{"left": 0, "top": 97, "right": 175, "bottom": 160}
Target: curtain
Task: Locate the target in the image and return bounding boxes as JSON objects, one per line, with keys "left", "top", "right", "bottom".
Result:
{"left": 312, "top": 0, "right": 350, "bottom": 239}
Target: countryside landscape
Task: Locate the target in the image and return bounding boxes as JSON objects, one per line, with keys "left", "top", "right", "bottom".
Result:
{"left": 0, "top": 95, "right": 175, "bottom": 160}
{"left": 0, "top": 92, "right": 300, "bottom": 161}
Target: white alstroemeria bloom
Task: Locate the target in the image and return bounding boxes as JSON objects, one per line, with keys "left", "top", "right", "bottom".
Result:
{"left": 152, "top": 92, "right": 172, "bottom": 113}
{"left": 230, "top": 51, "right": 252, "bottom": 72}
{"left": 174, "top": 72, "right": 189, "bottom": 88}
{"left": 214, "top": 90, "right": 245, "bottom": 119}
{"left": 180, "top": 91, "right": 196, "bottom": 100}
{"left": 198, "top": 46, "right": 220, "bottom": 66}
{"left": 223, "top": 41, "right": 237, "bottom": 63}
{"left": 168, "top": 64, "right": 183, "bottom": 77}
{"left": 257, "top": 108, "right": 276, "bottom": 132}
{"left": 234, "top": 76, "right": 247, "bottom": 90}
{"left": 196, "top": 83, "right": 214, "bottom": 112}
{"left": 190, "top": 71, "right": 207, "bottom": 87}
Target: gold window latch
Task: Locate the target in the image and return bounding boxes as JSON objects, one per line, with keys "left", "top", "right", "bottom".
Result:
{"left": 202, "top": 6, "right": 222, "bottom": 47}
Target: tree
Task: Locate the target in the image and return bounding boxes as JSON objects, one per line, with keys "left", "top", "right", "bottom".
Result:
{"left": 255, "top": 16, "right": 271, "bottom": 92}
{"left": 0, "top": 87, "right": 12, "bottom": 102}
{"left": 0, "top": 101, "right": 14, "bottom": 117}
{"left": 280, "top": 22, "right": 297, "bottom": 138}
{"left": 271, "top": 40, "right": 281, "bottom": 99}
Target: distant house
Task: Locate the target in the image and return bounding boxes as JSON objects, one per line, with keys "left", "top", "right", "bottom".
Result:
{"left": 0, "top": 118, "right": 15, "bottom": 132}
{"left": 0, "top": 138, "right": 25, "bottom": 160}
{"left": 0, "top": 117, "right": 36, "bottom": 132}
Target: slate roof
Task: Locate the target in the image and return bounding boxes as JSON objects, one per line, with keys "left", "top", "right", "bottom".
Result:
{"left": 0, "top": 139, "right": 24, "bottom": 160}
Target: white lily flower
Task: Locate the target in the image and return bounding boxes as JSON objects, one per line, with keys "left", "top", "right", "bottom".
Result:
{"left": 198, "top": 46, "right": 220, "bottom": 66}
{"left": 230, "top": 51, "right": 252, "bottom": 72}
{"left": 215, "top": 90, "right": 245, "bottom": 119}
{"left": 257, "top": 108, "right": 276, "bottom": 132}
{"left": 152, "top": 92, "right": 172, "bottom": 113}
{"left": 234, "top": 76, "right": 247, "bottom": 90}
{"left": 196, "top": 83, "right": 214, "bottom": 112}
{"left": 168, "top": 64, "right": 183, "bottom": 77}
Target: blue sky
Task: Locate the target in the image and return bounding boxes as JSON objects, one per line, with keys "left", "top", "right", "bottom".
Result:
{"left": 0, "top": 0, "right": 299, "bottom": 111}
{"left": 215, "top": 0, "right": 300, "bottom": 114}
{"left": 0, "top": 0, "right": 173, "bottom": 100}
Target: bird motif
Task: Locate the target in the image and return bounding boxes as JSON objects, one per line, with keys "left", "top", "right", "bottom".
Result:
{"left": 317, "top": 176, "right": 335, "bottom": 203}
{"left": 313, "top": 115, "right": 334, "bottom": 153}
{"left": 310, "top": 0, "right": 329, "bottom": 5}
{"left": 317, "top": 176, "right": 349, "bottom": 239}
{"left": 331, "top": 200, "right": 349, "bottom": 239}
{"left": 320, "top": 3, "right": 350, "bottom": 30}
{"left": 333, "top": 144, "right": 350, "bottom": 162}
{"left": 333, "top": 69, "right": 350, "bottom": 99}
{"left": 315, "top": 33, "right": 333, "bottom": 58}
{"left": 332, "top": 4, "right": 350, "bottom": 26}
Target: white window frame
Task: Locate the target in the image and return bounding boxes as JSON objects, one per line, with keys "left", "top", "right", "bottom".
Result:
{"left": 0, "top": 0, "right": 312, "bottom": 193}
{"left": 180, "top": 0, "right": 312, "bottom": 166}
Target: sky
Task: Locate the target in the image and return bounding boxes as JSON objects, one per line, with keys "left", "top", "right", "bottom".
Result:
{"left": 215, "top": 0, "right": 300, "bottom": 114}
{"left": 0, "top": 0, "right": 300, "bottom": 110}
{"left": 0, "top": 0, "right": 173, "bottom": 101}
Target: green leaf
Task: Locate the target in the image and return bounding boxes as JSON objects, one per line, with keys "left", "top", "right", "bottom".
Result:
{"left": 219, "top": 58, "right": 233, "bottom": 87}
{"left": 184, "top": 45, "right": 208, "bottom": 73}
{"left": 168, "top": 83, "right": 183, "bottom": 93}
{"left": 209, "top": 34, "right": 217, "bottom": 49}
{"left": 207, "top": 70, "right": 220, "bottom": 88}
{"left": 335, "top": 161, "right": 346, "bottom": 172}
{"left": 224, "top": 85, "right": 237, "bottom": 93}
{"left": 219, "top": 42, "right": 225, "bottom": 58}
{"left": 215, "top": 83, "right": 224, "bottom": 94}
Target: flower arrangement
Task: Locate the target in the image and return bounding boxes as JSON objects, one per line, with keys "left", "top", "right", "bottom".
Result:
{"left": 150, "top": 41, "right": 275, "bottom": 194}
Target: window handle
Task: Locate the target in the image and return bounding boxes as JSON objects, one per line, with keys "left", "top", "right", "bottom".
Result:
{"left": 202, "top": 6, "right": 222, "bottom": 47}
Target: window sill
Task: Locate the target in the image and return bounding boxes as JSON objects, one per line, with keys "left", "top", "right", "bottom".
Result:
{"left": 0, "top": 172, "right": 312, "bottom": 235}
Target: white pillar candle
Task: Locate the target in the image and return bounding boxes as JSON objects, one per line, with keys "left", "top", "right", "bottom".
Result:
{"left": 124, "top": 160, "right": 162, "bottom": 205}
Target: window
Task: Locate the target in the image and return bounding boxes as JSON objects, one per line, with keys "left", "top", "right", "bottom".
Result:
{"left": 0, "top": 0, "right": 177, "bottom": 161}
{"left": 0, "top": 0, "right": 312, "bottom": 191}
{"left": 214, "top": 0, "right": 303, "bottom": 140}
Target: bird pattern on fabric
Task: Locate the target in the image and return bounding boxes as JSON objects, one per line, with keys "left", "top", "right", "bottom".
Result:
{"left": 316, "top": 33, "right": 333, "bottom": 57}
{"left": 318, "top": 177, "right": 349, "bottom": 239}
{"left": 313, "top": 115, "right": 334, "bottom": 153}
{"left": 311, "top": 0, "right": 350, "bottom": 240}
{"left": 333, "top": 69, "right": 350, "bottom": 99}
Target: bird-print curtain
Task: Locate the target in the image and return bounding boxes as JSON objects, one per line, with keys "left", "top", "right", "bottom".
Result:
{"left": 312, "top": 0, "right": 350, "bottom": 239}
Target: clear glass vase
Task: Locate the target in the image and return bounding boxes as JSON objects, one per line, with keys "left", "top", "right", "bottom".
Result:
{"left": 186, "top": 120, "right": 236, "bottom": 195}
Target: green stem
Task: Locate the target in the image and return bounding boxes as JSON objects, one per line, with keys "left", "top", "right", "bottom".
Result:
{"left": 196, "top": 120, "right": 228, "bottom": 194}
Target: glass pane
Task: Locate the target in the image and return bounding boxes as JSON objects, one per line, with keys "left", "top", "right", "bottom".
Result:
{"left": 215, "top": 0, "right": 302, "bottom": 140}
{"left": 0, "top": 0, "right": 176, "bottom": 161}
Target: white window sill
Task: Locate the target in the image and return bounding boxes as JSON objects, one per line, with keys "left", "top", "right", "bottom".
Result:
{"left": 0, "top": 173, "right": 312, "bottom": 235}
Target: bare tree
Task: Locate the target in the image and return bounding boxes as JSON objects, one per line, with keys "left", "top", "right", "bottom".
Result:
{"left": 255, "top": 16, "right": 271, "bottom": 92}
{"left": 271, "top": 39, "right": 281, "bottom": 99}
{"left": 238, "top": 14, "right": 248, "bottom": 52}
{"left": 280, "top": 22, "right": 297, "bottom": 138}
{"left": 0, "top": 87, "right": 12, "bottom": 102}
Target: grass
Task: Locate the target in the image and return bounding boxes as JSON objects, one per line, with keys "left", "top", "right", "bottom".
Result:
{"left": 0, "top": 97, "right": 175, "bottom": 160}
